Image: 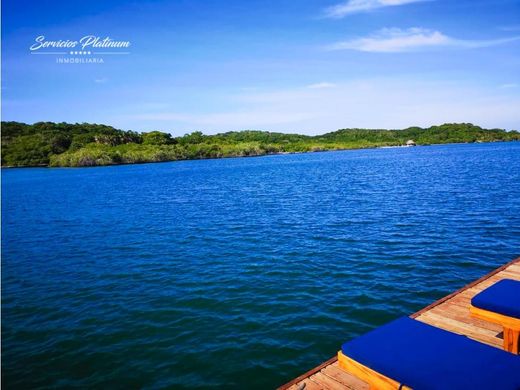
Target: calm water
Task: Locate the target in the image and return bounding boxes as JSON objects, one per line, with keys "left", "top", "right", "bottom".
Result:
{"left": 2, "top": 142, "right": 520, "bottom": 389}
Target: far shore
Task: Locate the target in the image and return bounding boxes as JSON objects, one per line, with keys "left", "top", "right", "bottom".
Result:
{"left": 3, "top": 121, "right": 518, "bottom": 168}
{"left": 2, "top": 139, "right": 517, "bottom": 169}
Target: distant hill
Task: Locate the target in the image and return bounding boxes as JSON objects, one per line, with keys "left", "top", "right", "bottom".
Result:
{"left": 1, "top": 121, "right": 518, "bottom": 167}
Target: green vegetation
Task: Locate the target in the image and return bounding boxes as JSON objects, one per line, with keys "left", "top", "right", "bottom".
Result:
{"left": 1, "top": 121, "right": 519, "bottom": 167}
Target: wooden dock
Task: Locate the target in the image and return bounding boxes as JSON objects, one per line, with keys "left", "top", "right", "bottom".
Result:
{"left": 278, "top": 257, "right": 520, "bottom": 390}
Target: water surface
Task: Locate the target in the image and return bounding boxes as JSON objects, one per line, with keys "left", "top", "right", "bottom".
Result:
{"left": 2, "top": 142, "right": 520, "bottom": 388}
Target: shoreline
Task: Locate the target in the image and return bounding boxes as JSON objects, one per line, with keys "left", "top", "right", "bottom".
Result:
{"left": 1, "top": 139, "right": 517, "bottom": 169}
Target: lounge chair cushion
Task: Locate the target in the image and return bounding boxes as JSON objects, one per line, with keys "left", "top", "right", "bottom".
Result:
{"left": 341, "top": 316, "right": 520, "bottom": 390}
{"left": 471, "top": 279, "right": 520, "bottom": 319}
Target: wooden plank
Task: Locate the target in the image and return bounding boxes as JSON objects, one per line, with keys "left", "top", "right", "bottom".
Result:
{"left": 507, "top": 263, "right": 520, "bottom": 274}
{"left": 501, "top": 268, "right": 520, "bottom": 278}
{"left": 322, "top": 363, "right": 370, "bottom": 390}
{"left": 298, "top": 378, "right": 324, "bottom": 390}
{"left": 417, "top": 310, "right": 498, "bottom": 336}
{"left": 487, "top": 272, "right": 520, "bottom": 282}
{"left": 309, "top": 372, "right": 351, "bottom": 390}
{"left": 277, "top": 356, "right": 337, "bottom": 390}
{"left": 427, "top": 303, "right": 502, "bottom": 329}
{"left": 416, "top": 312, "right": 502, "bottom": 347}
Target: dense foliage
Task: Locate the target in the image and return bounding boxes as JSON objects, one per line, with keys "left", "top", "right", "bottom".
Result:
{"left": 1, "top": 121, "right": 519, "bottom": 167}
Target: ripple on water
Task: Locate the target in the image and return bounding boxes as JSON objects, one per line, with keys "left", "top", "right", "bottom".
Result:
{"left": 2, "top": 143, "right": 520, "bottom": 389}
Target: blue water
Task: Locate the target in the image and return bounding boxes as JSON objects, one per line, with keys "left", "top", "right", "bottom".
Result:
{"left": 2, "top": 142, "right": 520, "bottom": 389}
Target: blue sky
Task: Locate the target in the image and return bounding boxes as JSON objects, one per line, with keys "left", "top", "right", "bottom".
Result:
{"left": 2, "top": 0, "right": 520, "bottom": 135}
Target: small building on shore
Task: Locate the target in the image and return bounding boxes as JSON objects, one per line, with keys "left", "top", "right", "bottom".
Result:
{"left": 406, "top": 139, "right": 416, "bottom": 147}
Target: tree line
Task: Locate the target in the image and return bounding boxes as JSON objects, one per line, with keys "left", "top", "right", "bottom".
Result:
{"left": 1, "top": 121, "right": 518, "bottom": 167}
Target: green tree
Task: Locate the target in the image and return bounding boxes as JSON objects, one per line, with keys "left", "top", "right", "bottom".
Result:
{"left": 178, "top": 131, "right": 205, "bottom": 145}
{"left": 142, "top": 131, "right": 174, "bottom": 145}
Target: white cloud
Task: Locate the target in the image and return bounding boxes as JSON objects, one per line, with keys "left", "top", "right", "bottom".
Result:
{"left": 328, "top": 28, "right": 520, "bottom": 52}
{"left": 94, "top": 77, "right": 108, "bottom": 84}
{"left": 307, "top": 82, "right": 337, "bottom": 89}
{"left": 500, "top": 83, "right": 518, "bottom": 89}
{"left": 324, "top": 0, "right": 425, "bottom": 18}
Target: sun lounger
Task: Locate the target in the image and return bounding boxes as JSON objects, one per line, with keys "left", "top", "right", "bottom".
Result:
{"left": 338, "top": 316, "right": 520, "bottom": 389}
{"left": 470, "top": 279, "right": 520, "bottom": 353}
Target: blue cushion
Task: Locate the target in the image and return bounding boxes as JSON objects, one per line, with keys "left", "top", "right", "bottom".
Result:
{"left": 471, "top": 279, "right": 520, "bottom": 319}
{"left": 342, "top": 317, "right": 520, "bottom": 390}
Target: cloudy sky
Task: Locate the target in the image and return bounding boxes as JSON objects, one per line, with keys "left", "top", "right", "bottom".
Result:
{"left": 2, "top": 0, "right": 520, "bottom": 135}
